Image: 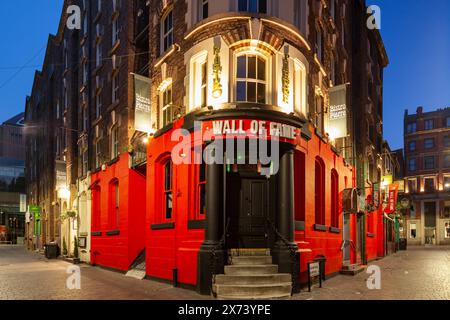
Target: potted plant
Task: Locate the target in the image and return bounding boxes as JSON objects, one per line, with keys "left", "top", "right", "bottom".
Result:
{"left": 62, "top": 237, "right": 68, "bottom": 257}
{"left": 73, "top": 236, "right": 80, "bottom": 264}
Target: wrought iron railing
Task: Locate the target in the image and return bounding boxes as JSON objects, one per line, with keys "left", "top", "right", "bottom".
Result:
{"left": 266, "top": 218, "right": 299, "bottom": 295}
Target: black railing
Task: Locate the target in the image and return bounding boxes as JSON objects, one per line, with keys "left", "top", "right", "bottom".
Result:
{"left": 266, "top": 218, "right": 299, "bottom": 295}
{"left": 210, "top": 218, "right": 231, "bottom": 297}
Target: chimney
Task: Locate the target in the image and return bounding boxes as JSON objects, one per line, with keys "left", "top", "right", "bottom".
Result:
{"left": 417, "top": 106, "right": 423, "bottom": 115}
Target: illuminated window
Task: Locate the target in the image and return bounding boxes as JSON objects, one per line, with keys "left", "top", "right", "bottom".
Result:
{"left": 161, "top": 84, "right": 173, "bottom": 127}
{"left": 293, "top": 60, "right": 306, "bottom": 115}
{"left": 189, "top": 52, "right": 208, "bottom": 111}
{"left": 164, "top": 160, "right": 173, "bottom": 220}
{"left": 111, "top": 125, "right": 119, "bottom": 159}
{"left": 407, "top": 178, "right": 417, "bottom": 193}
{"left": 236, "top": 54, "right": 266, "bottom": 104}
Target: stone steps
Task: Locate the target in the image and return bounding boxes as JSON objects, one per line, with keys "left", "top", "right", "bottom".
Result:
{"left": 215, "top": 274, "right": 291, "bottom": 285}
{"left": 213, "top": 282, "right": 292, "bottom": 297}
{"left": 225, "top": 264, "right": 279, "bottom": 276}
{"left": 340, "top": 264, "right": 366, "bottom": 276}
{"left": 214, "top": 248, "right": 292, "bottom": 300}
{"left": 231, "top": 256, "right": 273, "bottom": 265}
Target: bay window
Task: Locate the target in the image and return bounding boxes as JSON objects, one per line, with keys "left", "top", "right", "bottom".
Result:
{"left": 236, "top": 54, "right": 267, "bottom": 104}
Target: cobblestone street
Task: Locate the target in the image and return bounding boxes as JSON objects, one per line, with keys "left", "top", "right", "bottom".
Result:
{"left": 1, "top": 246, "right": 450, "bottom": 300}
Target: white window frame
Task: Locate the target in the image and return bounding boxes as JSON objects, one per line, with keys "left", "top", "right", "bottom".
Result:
{"left": 112, "top": 16, "right": 120, "bottom": 46}
{"left": 112, "top": 73, "right": 119, "bottom": 103}
{"left": 234, "top": 50, "right": 269, "bottom": 104}
{"left": 293, "top": 59, "right": 307, "bottom": 116}
{"left": 111, "top": 124, "right": 119, "bottom": 159}
{"left": 189, "top": 51, "right": 208, "bottom": 112}
{"left": 159, "top": 82, "right": 173, "bottom": 128}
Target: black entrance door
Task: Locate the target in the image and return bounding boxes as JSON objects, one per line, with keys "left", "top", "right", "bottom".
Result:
{"left": 239, "top": 179, "right": 269, "bottom": 248}
{"left": 228, "top": 175, "right": 269, "bottom": 249}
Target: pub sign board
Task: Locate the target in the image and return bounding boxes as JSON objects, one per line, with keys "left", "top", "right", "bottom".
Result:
{"left": 307, "top": 261, "right": 323, "bottom": 292}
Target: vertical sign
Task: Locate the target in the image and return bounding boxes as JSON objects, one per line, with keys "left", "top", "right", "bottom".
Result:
{"left": 20, "top": 194, "right": 27, "bottom": 213}
{"left": 328, "top": 84, "right": 348, "bottom": 139}
{"left": 386, "top": 184, "right": 399, "bottom": 214}
{"left": 373, "top": 183, "right": 380, "bottom": 208}
{"left": 133, "top": 73, "right": 152, "bottom": 134}
{"left": 30, "top": 206, "right": 41, "bottom": 236}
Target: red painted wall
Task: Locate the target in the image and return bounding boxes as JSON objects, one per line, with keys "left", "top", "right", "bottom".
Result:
{"left": 90, "top": 154, "right": 146, "bottom": 271}
{"left": 295, "top": 124, "right": 356, "bottom": 281}
{"left": 146, "top": 119, "right": 204, "bottom": 286}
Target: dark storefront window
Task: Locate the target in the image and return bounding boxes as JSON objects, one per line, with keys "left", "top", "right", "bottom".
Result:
{"left": 315, "top": 157, "right": 326, "bottom": 226}
{"left": 164, "top": 161, "right": 173, "bottom": 220}
{"left": 331, "top": 169, "right": 339, "bottom": 228}
{"left": 197, "top": 163, "right": 206, "bottom": 218}
{"left": 238, "top": 0, "right": 267, "bottom": 13}
{"left": 294, "top": 151, "right": 306, "bottom": 222}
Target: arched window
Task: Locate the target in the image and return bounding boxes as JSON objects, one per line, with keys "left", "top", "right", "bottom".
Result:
{"left": 331, "top": 169, "right": 339, "bottom": 228}
{"left": 109, "top": 179, "right": 120, "bottom": 229}
{"left": 236, "top": 53, "right": 267, "bottom": 104}
{"left": 315, "top": 157, "right": 326, "bottom": 226}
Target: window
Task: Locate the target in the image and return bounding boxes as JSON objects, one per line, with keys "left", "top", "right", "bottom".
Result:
{"left": 446, "top": 117, "right": 450, "bottom": 128}
{"left": 424, "top": 119, "right": 434, "bottom": 130}
{"left": 164, "top": 160, "right": 173, "bottom": 220}
{"left": 97, "top": 0, "right": 102, "bottom": 12}
{"left": 238, "top": 0, "right": 267, "bottom": 13}
{"left": 82, "top": 106, "right": 88, "bottom": 131}
{"left": 82, "top": 148, "right": 88, "bottom": 176}
{"left": 444, "top": 176, "right": 450, "bottom": 191}
{"left": 190, "top": 52, "right": 208, "bottom": 110}
{"left": 424, "top": 156, "right": 435, "bottom": 170}
{"left": 445, "top": 136, "right": 450, "bottom": 148}
{"left": 314, "top": 95, "right": 325, "bottom": 134}
{"left": 331, "top": 169, "right": 339, "bottom": 228}
{"left": 424, "top": 138, "right": 435, "bottom": 150}
{"left": 293, "top": 60, "right": 306, "bottom": 115}
{"left": 161, "top": 84, "right": 173, "bottom": 127}
{"left": 111, "top": 125, "right": 119, "bottom": 159}
{"left": 96, "top": 41, "right": 102, "bottom": 67}
{"left": 424, "top": 177, "right": 435, "bottom": 193}
{"left": 407, "top": 122, "right": 417, "bottom": 134}
{"left": 444, "top": 154, "right": 450, "bottom": 168}
{"left": 316, "top": 27, "right": 324, "bottom": 63}
{"left": 236, "top": 54, "right": 266, "bottom": 103}
{"left": 162, "top": 10, "right": 173, "bottom": 53}
{"left": 409, "top": 141, "right": 416, "bottom": 152}
{"left": 407, "top": 178, "right": 417, "bottom": 193}
{"left": 329, "top": 0, "right": 337, "bottom": 21}
{"left": 95, "top": 139, "right": 102, "bottom": 168}
{"left": 294, "top": 151, "right": 306, "bottom": 222}
{"left": 314, "top": 157, "right": 326, "bottom": 226}
{"left": 200, "top": 0, "right": 208, "bottom": 20}
{"left": 96, "top": 94, "right": 102, "bottom": 119}
{"left": 109, "top": 180, "right": 120, "bottom": 229}
{"left": 56, "top": 102, "right": 60, "bottom": 120}
{"left": 112, "top": 73, "right": 119, "bottom": 103}
{"left": 408, "top": 158, "right": 417, "bottom": 172}
{"left": 410, "top": 223, "right": 417, "bottom": 239}
{"left": 112, "top": 17, "right": 120, "bottom": 46}
{"left": 196, "top": 163, "right": 206, "bottom": 218}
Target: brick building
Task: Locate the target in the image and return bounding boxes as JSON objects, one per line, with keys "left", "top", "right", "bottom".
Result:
{"left": 0, "top": 113, "right": 25, "bottom": 160}
{"left": 24, "top": 0, "right": 392, "bottom": 299}
{"left": 404, "top": 106, "right": 450, "bottom": 246}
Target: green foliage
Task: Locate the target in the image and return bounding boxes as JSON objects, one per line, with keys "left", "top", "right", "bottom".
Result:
{"left": 62, "top": 237, "right": 68, "bottom": 256}
{"left": 73, "top": 236, "right": 79, "bottom": 259}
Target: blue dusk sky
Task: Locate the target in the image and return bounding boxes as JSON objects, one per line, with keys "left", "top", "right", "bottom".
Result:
{"left": 1, "top": 0, "right": 450, "bottom": 150}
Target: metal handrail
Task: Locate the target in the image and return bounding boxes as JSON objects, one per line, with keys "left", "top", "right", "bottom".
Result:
{"left": 266, "top": 218, "right": 299, "bottom": 295}
{"left": 210, "top": 218, "right": 231, "bottom": 296}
